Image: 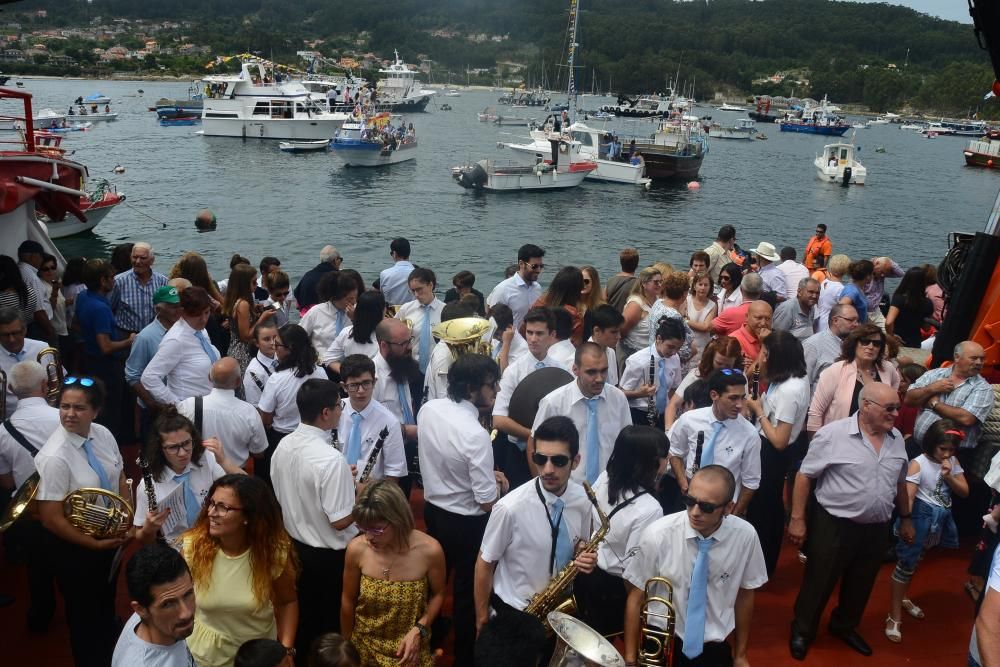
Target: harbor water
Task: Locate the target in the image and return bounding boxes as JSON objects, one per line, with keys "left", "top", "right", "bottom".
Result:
{"left": 19, "top": 78, "right": 1000, "bottom": 288}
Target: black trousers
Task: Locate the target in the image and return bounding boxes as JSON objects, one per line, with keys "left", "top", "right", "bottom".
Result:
{"left": 5, "top": 517, "right": 55, "bottom": 629}
{"left": 674, "top": 637, "right": 733, "bottom": 666}
{"left": 80, "top": 353, "right": 124, "bottom": 442}
{"left": 424, "top": 502, "right": 489, "bottom": 667}
{"left": 291, "top": 539, "right": 346, "bottom": 667}
{"left": 791, "top": 504, "right": 890, "bottom": 640}
{"left": 574, "top": 566, "right": 627, "bottom": 637}
{"left": 499, "top": 436, "right": 531, "bottom": 491}
{"left": 256, "top": 427, "right": 286, "bottom": 489}
{"left": 43, "top": 529, "right": 119, "bottom": 667}
{"left": 746, "top": 435, "right": 791, "bottom": 577}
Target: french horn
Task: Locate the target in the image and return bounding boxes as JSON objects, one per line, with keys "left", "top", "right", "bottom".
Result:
{"left": 64, "top": 487, "right": 134, "bottom": 539}
{"left": 36, "top": 347, "right": 63, "bottom": 407}
{"left": 0, "top": 471, "right": 39, "bottom": 532}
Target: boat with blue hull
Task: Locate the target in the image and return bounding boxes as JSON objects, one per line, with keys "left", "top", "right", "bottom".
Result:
{"left": 778, "top": 94, "right": 849, "bottom": 136}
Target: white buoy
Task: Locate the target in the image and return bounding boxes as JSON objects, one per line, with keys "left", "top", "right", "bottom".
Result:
{"left": 112, "top": 164, "right": 125, "bottom": 174}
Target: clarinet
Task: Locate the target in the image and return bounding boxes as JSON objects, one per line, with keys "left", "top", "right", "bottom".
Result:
{"left": 750, "top": 368, "right": 761, "bottom": 425}
{"left": 646, "top": 353, "right": 657, "bottom": 427}
{"left": 136, "top": 454, "right": 165, "bottom": 543}
{"left": 691, "top": 430, "right": 705, "bottom": 476}
{"left": 357, "top": 426, "right": 391, "bottom": 484}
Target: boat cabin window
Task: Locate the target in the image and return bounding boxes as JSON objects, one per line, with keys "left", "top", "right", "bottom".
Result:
{"left": 571, "top": 131, "right": 594, "bottom": 147}
{"left": 839, "top": 148, "right": 848, "bottom": 160}
{"left": 252, "top": 101, "right": 270, "bottom": 116}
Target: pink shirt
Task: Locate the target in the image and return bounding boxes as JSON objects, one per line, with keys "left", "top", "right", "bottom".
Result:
{"left": 807, "top": 360, "right": 900, "bottom": 432}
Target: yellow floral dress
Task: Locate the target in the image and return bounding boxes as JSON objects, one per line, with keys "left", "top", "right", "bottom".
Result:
{"left": 353, "top": 574, "right": 433, "bottom": 667}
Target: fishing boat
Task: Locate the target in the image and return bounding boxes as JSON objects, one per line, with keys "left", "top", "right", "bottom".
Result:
{"left": 749, "top": 96, "right": 780, "bottom": 123}
{"left": 159, "top": 115, "right": 200, "bottom": 127}
{"left": 963, "top": 130, "right": 1000, "bottom": 168}
{"left": 278, "top": 139, "right": 330, "bottom": 153}
{"left": 200, "top": 56, "right": 349, "bottom": 139}
{"left": 815, "top": 140, "right": 866, "bottom": 185}
{"left": 600, "top": 94, "right": 683, "bottom": 118}
{"left": 779, "top": 95, "right": 850, "bottom": 136}
{"left": 329, "top": 113, "right": 417, "bottom": 167}
{"left": 498, "top": 90, "right": 550, "bottom": 107}
{"left": 924, "top": 119, "right": 989, "bottom": 137}
{"left": 708, "top": 118, "right": 757, "bottom": 140}
{"left": 154, "top": 82, "right": 204, "bottom": 119}
{"left": 632, "top": 117, "right": 709, "bottom": 181}
{"left": 373, "top": 50, "right": 435, "bottom": 112}
{"left": 42, "top": 179, "right": 125, "bottom": 239}
{"left": 452, "top": 156, "right": 596, "bottom": 192}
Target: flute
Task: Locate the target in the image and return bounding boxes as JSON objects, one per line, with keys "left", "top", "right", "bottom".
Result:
{"left": 357, "top": 426, "right": 391, "bottom": 484}
{"left": 646, "top": 353, "right": 657, "bottom": 427}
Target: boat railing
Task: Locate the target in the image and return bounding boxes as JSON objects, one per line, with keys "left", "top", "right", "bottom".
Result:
{"left": 0, "top": 87, "right": 36, "bottom": 152}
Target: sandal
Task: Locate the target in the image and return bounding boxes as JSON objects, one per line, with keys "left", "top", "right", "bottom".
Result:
{"left": 901, "top": 599, "right": 924, "bottom": 619}
{"left": 884, "top": 615, "right": 902, "bottom": 643}
{"left": 965, "top": 582, "right": 983, "bottom": 603}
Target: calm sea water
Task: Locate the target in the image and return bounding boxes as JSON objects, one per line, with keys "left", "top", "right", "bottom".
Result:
{"left": 14, "top": 78, "right": 1000, "bottom": 290}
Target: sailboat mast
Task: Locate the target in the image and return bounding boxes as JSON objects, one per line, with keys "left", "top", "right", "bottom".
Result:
{"left": 566, "top": 0, "right": 580, "bottom": 111}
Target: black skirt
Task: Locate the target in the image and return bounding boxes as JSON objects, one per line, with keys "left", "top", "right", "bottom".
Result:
{"left": 573, "top": 566, "right": 628, "bottom": 637}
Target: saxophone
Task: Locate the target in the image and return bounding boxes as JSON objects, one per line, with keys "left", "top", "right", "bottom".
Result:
{"left": 357, "top": 426, "right": 390, "bottom": 484}
{"left": 524, "top": 481, "right": 610, "bottom": 631}
{"left": 646, "top": 353, "right": 657, "bottom": 427}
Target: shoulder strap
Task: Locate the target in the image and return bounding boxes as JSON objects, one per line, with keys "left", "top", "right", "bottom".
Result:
{"left": 194, "top": 396, "right": 203, "bottom": 436}
{"left": 3, "top": 419, "right": 39, "bottom": 457}
{"left": 607, "top": 490, "right": 649, "bottom": 520}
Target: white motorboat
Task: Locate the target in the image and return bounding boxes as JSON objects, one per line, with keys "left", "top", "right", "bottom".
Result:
{"left": 200, "top": 58, "right": 350, "bottom": 139}
{"left": 444, "top": 89, "right": 462, "bottom": 97}
{"left": 478, "top": 107, "right": 498, "bottom": 122}
{"left": 375, "top": 50, "right": 435, "bottom": 112}
{"left": 815, "top": 141, "right": 866, "bottom": 185}
{"left": 921, "top": 122, "right": 955, "bottom": 136}
{"left": 494, "top": 114, "right": 533, "bottom": 127}
{"left": 71, "top": 111, "right": 118, "bottom": 122}
{"left": 0, "top": 108, "right": 67, "bottom": 131}
{"left": 708, "top": 118, "right": 757, "bottom": 140}
{"left": 715, "top": 103, "right": 746, "bottom": 112}
{"left": 869, "top": 116, "right": 891, "bottom": 125}
{"left": 852, "top": 121, "right": 870, "bottom": 129}
{"left": 899, "top": 123, "right": 925, "bottom": 131}
{"left": 329, "top": 113, "right": 416, "bottom": 167}
{"left": 452, "top": 157, "right": 596, "bottom": 191}
{"left": 279, "top": 139, "right": 330, "bottom": 153}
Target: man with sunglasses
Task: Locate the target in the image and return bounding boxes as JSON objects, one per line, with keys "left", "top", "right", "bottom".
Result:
{"left": 803, "top": 304, "right": 860, "bottom": 391}
{"left": 475, "top": 416, "right": 596, "bottom": 665}
{"left": 337, "top": 354, "right": 407, "bottom": 485}
{"left": 485, "top": 244, "right": 546, "bottom": 330}
{"left": 668, "top": 368, "right": 761, "bottom": 518}
{"left": 623, "top": 465, "right": 767, "bottom": 667}
{"left": 703, "top": 225, "right": 737, "bottom": 283}
{"left": 788, "top": 382, "right": 913, "bottom": 660}
{"left": 803, "top": 224, "right": 832, "bottom": 271}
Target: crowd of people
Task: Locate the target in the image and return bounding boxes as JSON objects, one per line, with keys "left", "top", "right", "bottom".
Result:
{"left": 0, "top": 227, "right": 998, "bottom": 667}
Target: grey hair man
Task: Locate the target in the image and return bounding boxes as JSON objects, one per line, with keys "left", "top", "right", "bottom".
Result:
{"left": 772, "top": 277, "right": 820, "bottom": 341}
{"left": 294, "top": 245, "right": 344, "bottom": 310}
{"left": 109, "top": 241, "right": 168, "bottom": 336}
{"left": 803, "top": 304, "right": 860, "bottom": 390}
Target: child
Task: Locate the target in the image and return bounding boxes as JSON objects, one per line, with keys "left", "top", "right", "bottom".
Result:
{"left": 243, "top": 320, "right": 280, "bottom": 407}
{"left": 308, "top": 633, "right": 360, "bottom": 667}
{"left": 263, "top": 270, "right": 295, "bottom": 328}
{"left": 234, "top": 638, "right": 293, "bottom": 667}
{"left": 885, "top": 418, "right": 969, "bottom": 643}
{"left": 588, "top": 304, "right": 624, "bottom": 387}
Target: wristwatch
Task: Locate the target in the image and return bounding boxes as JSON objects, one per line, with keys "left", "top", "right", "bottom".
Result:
{"left": 285, "top": 646, "right": 297, "bottom": 657}
{"left": 929, "top": 398, "right": 940, "bottom": 410}
{"left": 415, "top": 622, "right": 429, "bottom": 640}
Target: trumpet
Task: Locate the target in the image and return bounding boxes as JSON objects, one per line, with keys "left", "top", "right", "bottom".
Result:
{"left": 638, "top": 576, "right": 677, "bottom": 667}
{"left": 36, "top": 347, "right": 63, "bottom": 407}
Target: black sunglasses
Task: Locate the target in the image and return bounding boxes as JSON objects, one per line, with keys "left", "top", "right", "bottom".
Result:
{"left": 681, "top": 494, "right": 725, "bottom": 513}
{"left": 531, "top": 452, "right": 571, "bottom": 468}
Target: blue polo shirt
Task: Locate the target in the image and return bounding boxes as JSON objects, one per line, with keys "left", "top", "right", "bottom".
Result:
{"left": 75, "top": 289, "right": 118, "bottom": 357}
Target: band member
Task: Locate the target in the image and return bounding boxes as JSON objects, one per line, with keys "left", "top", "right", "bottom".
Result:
{"left": 35, "top": 377, "right": 130, "bottom": 667}
{"left": 418, "top": 353, "right": 507, "bottom": 666}
{"left": 372, "top": 319, "right": 421, "bottom": 494}
{"left": 474, "top": 416, "right": 597, "bottom": 666}
{"left": 395, "top": 267, "right": 444, "bottom": 376}
{"left": 271, "top": 379, "right": 357, "bottom": 663}
{"left": 338, "top": 354, "right": 407, "bottom": 483}
{"left": 243, "top": 320, "right": 279, "bottom": 407}
{"left": 422, "top": 302, "right": 478, "bottom": 402}
{"left": 530, "top": 342, "right": 632, "bottom": 483}
{"left": 112, "top": 543, "right": 197, "bottom": 666}
{"left": 623, "top": 466, "right": 768, "bottom": 667}
{"left": 135, "top": 407, "right": 246, "bottom": 546}
{"left": 574, "top": 425, "right": 666, "bottom": 637}
{"left": 487, "top": 303, "right": 529, "bottom": 373}
{"left": 620, "top": 317, "right": 685, "bottom": 425}
{"left": 668, "top": 368, "right": 762, "bottom": 517}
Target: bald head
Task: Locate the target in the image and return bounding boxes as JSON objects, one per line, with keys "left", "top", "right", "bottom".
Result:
{"left": 168, "top": 277, "right": 192, "bottom": 292}
{"left": 376, "top": 318, "right": 409, "bottom": 344}
{"left": 745, "top": 301, "right": 772, "bottom": 340}
{"left": 209, "top": 357, "right": 241, "bottom": 390}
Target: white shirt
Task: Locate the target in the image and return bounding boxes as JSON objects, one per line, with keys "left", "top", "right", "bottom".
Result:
{"left": 486, "top": 273, "right": 543, "bottom": 329}
{"left": 479, "top": 478, "right": 591, "bottom": 610}
{"left": 322, "top": 325, "right": 378, "bottom": 365}
{"left": 35, "top": 424, "right": 122, "bottom": 501}
{"left": 758, "top": 376, "right": 810, "bottom": 443}
{"left": 372, "top": 353, "right": 414, "bottom": 425}
{"left": 112, "top": 612, "right": 196, "bottom": 667}
{"left": 271, "top": 422, "right": 358, "bottom": 549}
{"left": 258, "top": 366, "right": 329, "bottom": 434}
{"left": 493, "top": 351, "right": 565, "bottom": 418}
{"left": 423, "top": 340, "right": 453, "bottom": 401}
{"left": 532, "top": 382, "right": 632, "bottom": 483}
{"left": 620, "top": 346, "right": 682, "bottom": 410}
{"left": 243, "top": 351, "right": 278, "bottom": 407}
{"left": 816, "top": 278, "right": 844, "bottom": 332}
{"left": 300, "top": 302, "right": 351, "bottom": 360}
{"left": 909, "top": 453, "right": 964, "bottom": 508}
{"left": 337, "top": 398, "right": 407, "bottom": 481}
{"left": 418, "top": 398, "right": 497, "bottom": 515}
{"left": 396, "top": 298, "right": 444, "bottom": 366}
{"left": 668, "top": 406, "right": 761, "bottom": 493}
{"left": 777, "top": 260, "right": 810, "bottom": 300}
{"left": 141, "top": 318, "right": 218, "bottom": 404}
{"left": 0, "top": 337, "right": 49, "bottom": 414}
{"left": 177, "top": 388, "right": 268, "bottom": 466}
{"left": 718, "top": 288, "right": 743, "bottom": 314}
{"left": 495, "top": 331, "right": 530, "bottom": 371}
{"left": 590, "top": 471, "right": 662, "bottom": 576}
{"left": 548, "top": 339, "right": 576, "bottom": 371}
{"left": 623, "top": 512, "right": 767, "bottom": 642}
{"left": 587, "top": 338, "right": 619, "bottom": 387}
{"left": 132, "top": 451, "right": 226, "bottom": 543}
{"left": 379, "top": 260, "right": 416, "bottom": 306}
{"left": 0, "top": 397, "right": 60, "bottom": 489}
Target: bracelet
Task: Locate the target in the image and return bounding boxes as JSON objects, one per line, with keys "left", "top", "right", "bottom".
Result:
{"left": 284, "top": 646, "right": 297, "bottom": 657}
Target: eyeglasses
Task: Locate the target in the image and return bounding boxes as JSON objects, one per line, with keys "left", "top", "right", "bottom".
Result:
{"left": 865, "top": 398, "right": 900, "bottom": 413}
{"left": 204, "top": 499, "right": 243, "bottom": 516}
{"left": 833, "top": 315, "right": 859, "bottom": 324}
{"left": 681, "top": 494, "right": 725, "bottom": 513}
{"left": 385, "top": 339, "right": 412, "bottom": 348}
{"left": 525, "top": 263, "right": 545, "bottom": 271}
{"left": 163, "top": 438, "right": 194, "bottom": 454}
{"left": 531, "top": 452, "right": 571, "bottom": 468}
{"left": 858, "top": 338, "right": 884, "bottom": 348}
{"left": 64, "top": 376, "right": 95, "bottom": 387}
{"left": 344, "top": 379, "right": 374, "bottom": 393}
{"left": 720, "top": 368, "right": 744, "bottom": 376}
{"left": 357, "top": 524, "right": 388, "bottom": 536}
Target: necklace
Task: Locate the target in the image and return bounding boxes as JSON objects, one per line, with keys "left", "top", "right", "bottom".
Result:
{"left": 378, "top": 549, "right": 403, "bottom": 580}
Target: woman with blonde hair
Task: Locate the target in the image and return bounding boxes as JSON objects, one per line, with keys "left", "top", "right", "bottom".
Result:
{"left": 816, "top": 254, "right": 850, "bottom": 332}
{"left": 169, "top": 251, "right": 223, "bottom": 303}
{"left": 342, "top": 481, "right": 445, "bottom": 667}
{"left": 223, "top": 264, "right": 276, "bottom": 377}
{"left": 578, "top": 265, "right": 605, "bottom": 314}
{"left": 619, "top": 266, "right": 662, "bottom": 363}
{"left": 181, "top": 474, "right": 298, "bottom": 666}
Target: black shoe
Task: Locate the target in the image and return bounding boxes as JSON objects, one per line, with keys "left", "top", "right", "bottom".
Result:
{"left": 789, "top": 631, "right": 810, "bottom": 660}
{"left": 829, "top": 627, "right": 873, "bottom": 656}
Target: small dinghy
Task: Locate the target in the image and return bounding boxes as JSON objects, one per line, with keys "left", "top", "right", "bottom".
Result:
{"left": 279, "top": 139, "right": 331, "bottom": 153}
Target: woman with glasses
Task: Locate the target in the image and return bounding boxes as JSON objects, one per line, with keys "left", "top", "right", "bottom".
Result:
{"left": 180, "top": 474, "right": 298, "bottom": 666}
{"left": 34, "top": 376, "right": 129, "bottom": 666}
{"left": 716, "top": 262, "right": 744, "bottom": 314}
{"left": 807, "top": 324, "right": 900, "bottom": 434}
{"left": 37, "top": 253, "right": 68, "bottom": 354}
{"left": 342, "top": 480, "right": 446, "bottom": 667}
{"left": 620, "top": 266, "right": 661, "bottom": 363}
{"left": 578, "top": 265, "right": 605, "bottom": 316}
{"left": 134, "top": 406, "right": 246, "bottom": 546}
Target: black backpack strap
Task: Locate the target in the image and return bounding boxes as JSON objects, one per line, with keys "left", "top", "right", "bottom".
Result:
{"left": 194, "top": 396, "right": 204, "bottom": 436}
{"left": 3, "top": 419, "right": 39, "bottom": 457}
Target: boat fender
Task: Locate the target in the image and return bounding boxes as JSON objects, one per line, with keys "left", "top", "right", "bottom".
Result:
{"left": 458, "top": 163, "right": 488, "bottom": 190}
{"left": 112, "top": 164, "right": 125, "bottom": 174}
{"left": 842, "top": 166, "right": 852, "bottom": 186}
{"left": 559, "top": 142, "right": 568, "bottom": 154}
{"left": 990, "top": 160, "right": 994, "bottom": 168}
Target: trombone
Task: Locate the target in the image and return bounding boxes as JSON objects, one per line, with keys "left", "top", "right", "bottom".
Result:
{"left": 36, "top": 347, "right": 63, "bottom": 407}
{"left": 638, "top": 576, "right": 677, "bottom": 667}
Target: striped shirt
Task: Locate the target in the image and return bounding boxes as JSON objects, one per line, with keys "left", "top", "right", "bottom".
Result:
{"left": 109, "top": 269, "right": 167, "bottom": 332}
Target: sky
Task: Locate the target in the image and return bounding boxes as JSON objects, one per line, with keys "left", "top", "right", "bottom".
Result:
{"left": 845, "top": 1, "right": 973, "bottom": 23}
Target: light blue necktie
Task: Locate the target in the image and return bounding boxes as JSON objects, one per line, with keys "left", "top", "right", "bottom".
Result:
{"left": 9, "top": 350, "right": 25, "bottom": 361}
{"left": 397, "top": 383, "right": 414, "bottom": 424}
{"left": 655, "top": 358, "right": 668, "bottom": 413}
{"left": 492, "top": 343, "right": 502, "bottom": 361}
{"left": 81, "top": 438, "right": 111, "bottom": 491}
{"left": 173, "top": 471, "right": 201, "bottom": 527}
{"left": 419, "top": 304, "right": 432, "bottom": 374}
{"left": 683, "top": 536, "right": 716, "bottom": 659}
{"left": 535, "top": 360, "right": 545, "bottom": 370}
{"left": 194, "top": 330, "right": 218, "bottom": 363}
{"left": 585, "top": 397, "right": 601, "bottom": 483}
{"left": 335, "top": 308, "right": 345, "bottom": 336}
{"left": 551, "top": 498, "right": 574, "bottom": 571}
{"left": 346, "top": 411, "right": 363, "bottom": 465}
{"left": 701, "top": 420, "right": 725, "bottom": 467}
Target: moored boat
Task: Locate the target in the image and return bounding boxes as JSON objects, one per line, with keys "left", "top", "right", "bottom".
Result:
{"left": 923, "top": 119, "right": 989, "bottom": 137}
{"left": 779, "top": 95, "right": 850, "bottom": 136}
{"left": 279, "top": 139, "right": 330, "bottom": 153}
{"left": 815, "top": 140, "right": 866, "bottom": 185}
{"left": 478, "top": 107, "right": 499, "bottom": 122}
{"left": 963, "top": 130, "right": 1000, "bottom": 168}
{"left": 372, "top": 50, "right": 435, "bottom": 112}
{"left": 49, "top": 122, "right": 92, "bottom": 133}
{"left": 749, "top": 95, "right": 780, "bottom": 123}
{"left": 715, "top": 103, "right": 746, "bottom": 112}
{"left": 329, "top": 112, "right": 416, "bottom": 167}
{"left": 708, "top": 118, "right": 757, "bottom": 140}
{"left": 42, "top": 179, "right": 125, "bottom": 238}
{"left": 632, "top": 117, "right": 709, "bottom": 181}
{"left": 452, "top": 157, "right": 595, "bottom": 191}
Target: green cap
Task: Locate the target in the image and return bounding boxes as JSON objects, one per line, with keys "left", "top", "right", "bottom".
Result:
{"left": 153, "top": 286, "right": 179, "bottom": 305}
